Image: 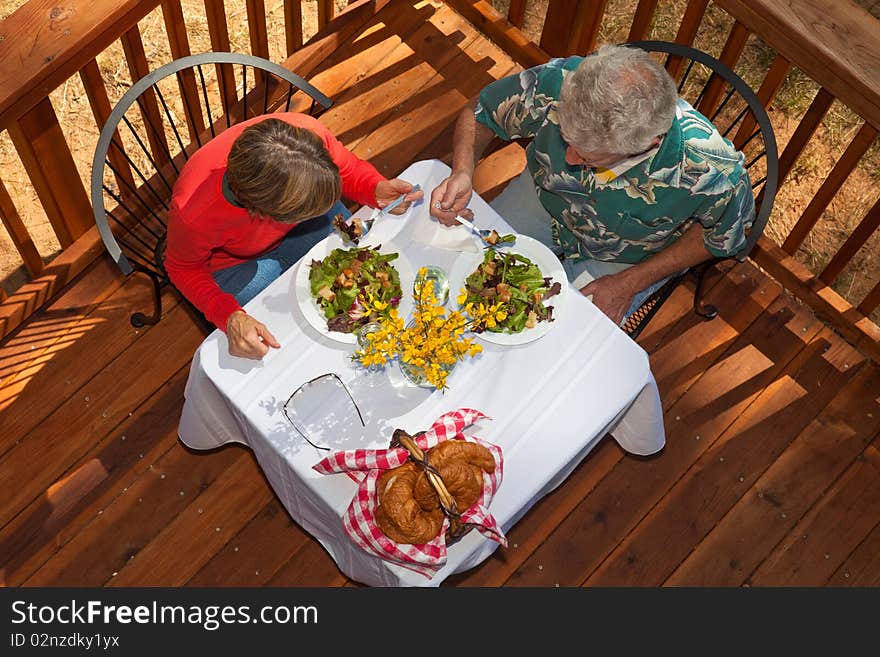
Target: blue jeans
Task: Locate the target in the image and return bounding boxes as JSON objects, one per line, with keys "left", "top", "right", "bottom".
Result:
{"left": 490, "top": 169, "right": 671, "bottom": 323}
{"left": 213, "top": 201, "right": 348, "bottom": 306}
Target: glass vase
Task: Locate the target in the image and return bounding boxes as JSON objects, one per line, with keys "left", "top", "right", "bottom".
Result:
{"left": 355, "top": 321, "right": 386, "bottom": 387}
{"left": 398, "top": 358, "right": 455, "bottom": 389}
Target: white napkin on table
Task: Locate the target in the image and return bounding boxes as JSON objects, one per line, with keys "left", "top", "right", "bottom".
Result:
{"left": 410, "top": 209, "right": 481, "bottom": 253}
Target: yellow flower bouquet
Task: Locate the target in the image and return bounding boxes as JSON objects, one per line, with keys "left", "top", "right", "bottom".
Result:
{"left": 353, "top": 267, "right": 508, "bottom": 391}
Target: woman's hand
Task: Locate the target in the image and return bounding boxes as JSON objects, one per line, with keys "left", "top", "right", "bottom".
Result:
{"left": 429, "top": 171, "right": 474, "bottom": 226}
{"left": 225, "top": 310, "right": 280, "bottom": 359}
{"left": 374, "top": 179, "right": 423, "bottom": 214}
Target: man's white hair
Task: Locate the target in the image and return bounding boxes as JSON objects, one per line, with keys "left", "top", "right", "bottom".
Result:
{"left": 558, "top": 44, "right": 678, "bottom": 156}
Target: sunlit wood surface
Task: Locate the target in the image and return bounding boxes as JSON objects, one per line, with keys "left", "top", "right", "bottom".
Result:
{"left": 1, "top": 0, "right": 878, "bottom": 588}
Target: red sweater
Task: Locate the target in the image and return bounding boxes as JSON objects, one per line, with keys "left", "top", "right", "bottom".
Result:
{"left": 165, "top": 113, "right": 385, "bottom": 330}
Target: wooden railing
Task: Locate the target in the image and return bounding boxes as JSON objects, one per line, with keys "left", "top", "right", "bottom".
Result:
{"left": 0, "top": 0, "right": 879, "bottom": 361}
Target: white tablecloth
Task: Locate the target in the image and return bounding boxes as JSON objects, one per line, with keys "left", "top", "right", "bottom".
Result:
{"left": 178, "top": 159, "right": 665, "bottom": 587}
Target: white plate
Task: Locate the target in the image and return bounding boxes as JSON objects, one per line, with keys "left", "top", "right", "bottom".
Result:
{"left": 447, "top": 234, "right": 568, "bottom": 346}
{"left": 295, "top": 238, "right": 414, "bottom": 344}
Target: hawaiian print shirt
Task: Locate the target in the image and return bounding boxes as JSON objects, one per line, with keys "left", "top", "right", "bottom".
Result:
{"left": 475, "top": 56, "right": 755, "bottom": 264}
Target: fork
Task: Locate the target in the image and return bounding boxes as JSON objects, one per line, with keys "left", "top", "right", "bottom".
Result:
{"left": 336, "top": 185, "right": 420, "bottom": 244}
{"left": 452, "top": 215, "right": 515, "bottom": 246}
{"left": 363, "top": 184, "right": 421, "bottom": 233}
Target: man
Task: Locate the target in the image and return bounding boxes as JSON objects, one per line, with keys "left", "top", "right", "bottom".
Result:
{"left": 166, "top": 112, "right": 422, "bottom": 359}
{"left": 430, "top": 44, "right": 755, "bottom": 325}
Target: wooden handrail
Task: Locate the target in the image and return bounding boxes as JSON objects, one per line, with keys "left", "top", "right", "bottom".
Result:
{"left": 715, "top": 0, "right": 880, "bottom": 129}
{"left": 0, "top": 0, "right": 161, "bottom": 132}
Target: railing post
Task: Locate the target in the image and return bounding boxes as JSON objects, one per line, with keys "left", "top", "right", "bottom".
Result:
{"left": 79, "top": 59, "right": 136, "bottom": 191}
{"left": 283, "top": 0, "right": 304, "bottom": 56}
{"left": 8, "top": 98, "right": 93, "bottom": 248}
{"left": 120, "top": 27, "right": 172, "bottom": 169}
{"left": 541, "top": 0, "right": 608, "bottom": 57}
{"left": 628, "top": 0, "right": 660, "bottom": 41}
{"left": 696, "top": 21, "right": 749, "bottom": 118}
{"left": 782, "top": 123, "right": 878, "bottom": 254}
{"left": 317, "top": 0, "right": 334, "bottom": 30}
{"left": 667, "top": 0, "right": 710, "bottom": 80}
{"left": 0, "top": 177, "right": 43, "bottom": 277}
{"left": 161, "top": 0, "right": 206, "bottom": 141}
{"left": 205, "top": 0, "right": 239, "bottom": 120}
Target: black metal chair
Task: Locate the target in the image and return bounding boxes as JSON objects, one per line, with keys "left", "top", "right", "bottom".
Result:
{"left": 620, "top": 40, "right": 779, "bottom": 339}
{"left": 91, "top": 52, "right": 332, "bottom": 327}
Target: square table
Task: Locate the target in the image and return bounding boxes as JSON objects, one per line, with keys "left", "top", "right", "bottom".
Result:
{"left": 178, "top": 159, "right": 666, "bottom": 586}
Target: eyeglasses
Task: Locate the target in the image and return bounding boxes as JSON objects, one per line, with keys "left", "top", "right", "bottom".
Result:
{"left": 282, "top": 372, "right": 365, "bottom": 452}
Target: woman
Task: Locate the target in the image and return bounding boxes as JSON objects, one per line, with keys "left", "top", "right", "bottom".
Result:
{"left": 165, "top": 112, "right": 422, "bottom": 359}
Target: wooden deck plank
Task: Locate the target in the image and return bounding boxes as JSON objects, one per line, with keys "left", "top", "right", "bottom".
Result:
{"left": 107, "top": 451, "right": 270, "bottom": 586}
{"left": 828, "top": 516, "right": 880, "bottom": 586}
{"left": 24, "top": 441, "right": 246, "bottom": 586}
{"left": 348, "top": 23, "right": 516, "bottom": 176}
{"left": 0, "top": 276, "right": 180, "bottom": 456}
{"left": 750, "top": 441, "right": 880, "bottom": 586}
{"left": 267, "top": 537, "right": 347, "bottom": 587}
{"left": 0, "top": 300, "right": 202, "bottom": 530}
{"left": 2, "top": 367, "right": 189, "bottom": 585}
{"left": 289, "top": 1, "right": 438, "bottom": 109}
{"left": 648, "top": 263, "right": 783, "bottom": 413}
{"left": 186, "top": 500, "right": 312, "bottom": 586}
{"left": 502, "top": 266, "right": 808, "bottom": 586}
{"left": 584, "top": 299, "right": 848, "bottom": 586}
{"left": 306, "top": 2, "right": 463, "bottom": 142}
{"left": 447, "top": 437, "right": 626, "bottom": 586}
{"left": 636, "top": 261, "right": 737, "bottom": 355}
{"left": 666, "top": 361, "right": 880, "bottom": 586}
{"left": 326, "top": 4, "right": 484, "bottom": 154}
{"left": 0, "top": 258, "right": 125, "bottom": 391}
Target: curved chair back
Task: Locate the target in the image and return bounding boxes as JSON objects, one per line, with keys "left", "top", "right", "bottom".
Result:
{"left": 621, "top": 41, "right": 779, "bottom": 339}
{"left": 89, "top": 52, "right": 332, "bottom": 325}
{"left": 628, "top": 40, "right": 778, "bottom": 257}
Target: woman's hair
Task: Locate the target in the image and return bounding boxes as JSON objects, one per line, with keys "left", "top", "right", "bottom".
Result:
{"left": 226, "top": 118, "right": 342, "bottom": 223}
{"left": 558, "top": 44, "right": 678, "bottom": 156}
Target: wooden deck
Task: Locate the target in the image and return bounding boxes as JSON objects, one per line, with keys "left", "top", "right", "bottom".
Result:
{"left": 1, "top": 0, "right": 879, "bottom": 587}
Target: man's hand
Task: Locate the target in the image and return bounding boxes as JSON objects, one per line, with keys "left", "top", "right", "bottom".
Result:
{"left": 429, "top": 171, "right": 475, "bottom": 226}
{"left": 226, "top": 310, "right": 280, "bottom": 359}
{"left": 580, "top": 273, "right": 637, "bottom": 326}
{"left": 374, "top": 179, "right": 423, "bottom": 214}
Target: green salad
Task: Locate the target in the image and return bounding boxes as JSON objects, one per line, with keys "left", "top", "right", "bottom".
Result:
{"left": 308, "top": 246, "right": 402, "bottom": 333}
{"left": 463, "top": 249, "right": 561, "bottom": 334}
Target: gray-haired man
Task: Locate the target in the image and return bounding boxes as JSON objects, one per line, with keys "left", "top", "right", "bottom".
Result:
{"left": 430, "top": 45, "right": 755, "bottom": 325}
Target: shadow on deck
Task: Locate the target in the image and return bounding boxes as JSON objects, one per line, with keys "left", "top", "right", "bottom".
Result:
{"left": 1, "top": 0, "right": 878, "bottom": 588}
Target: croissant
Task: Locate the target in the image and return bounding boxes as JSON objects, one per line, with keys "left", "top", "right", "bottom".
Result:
{"left": 375, "top": 462, "right": 445, "bottom": 545}
{"left": 413, "top": 440, "right": 496, "bottom": 512}
{"left": 374, "top": 440, "right": 497, "bottom": 544}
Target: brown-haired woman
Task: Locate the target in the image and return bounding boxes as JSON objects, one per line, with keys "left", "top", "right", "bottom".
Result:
{"left": 165, "top": 113, "right": 422, "bottom": 360}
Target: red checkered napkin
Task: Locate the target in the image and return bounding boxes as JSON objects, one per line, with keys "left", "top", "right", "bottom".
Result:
{"left": 312, "top": 408, "right": 506, "bottom": 578}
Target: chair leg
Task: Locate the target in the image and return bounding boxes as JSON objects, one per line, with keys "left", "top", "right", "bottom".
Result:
{"left": 693, "top": 261, "right": 719, "bottom": 320}
{"left": 131, "top": 269, "right": 164, "bottom": 327}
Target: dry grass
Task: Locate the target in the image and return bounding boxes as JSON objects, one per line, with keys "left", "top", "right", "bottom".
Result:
{"left": 0, "top": 0, "right": 878, "bottom": 321}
